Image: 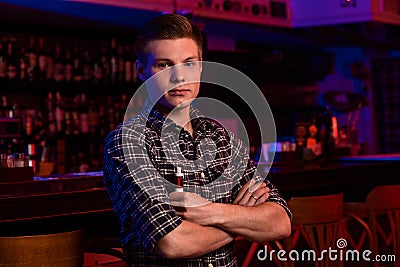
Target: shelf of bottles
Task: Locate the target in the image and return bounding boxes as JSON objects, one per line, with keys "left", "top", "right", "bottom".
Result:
{"left": 0, "top": 31, "right": 143, "bottom": 175}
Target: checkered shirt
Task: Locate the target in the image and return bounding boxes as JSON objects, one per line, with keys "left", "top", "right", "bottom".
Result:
{"left": 104, "top": 100, "right": 291, "bottom": 266}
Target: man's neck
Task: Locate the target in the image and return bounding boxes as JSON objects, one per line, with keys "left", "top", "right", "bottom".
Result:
{"left": 155, "top": 103, "right": 193, "bottom": 135}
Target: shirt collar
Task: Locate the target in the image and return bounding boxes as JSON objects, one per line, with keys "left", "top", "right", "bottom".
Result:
{"left": 140, "top": 99, "right": 208, "bottom": 133}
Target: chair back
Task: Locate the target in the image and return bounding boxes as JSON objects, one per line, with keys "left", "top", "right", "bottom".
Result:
{"left": 0, "top": 229, "right": 84, "bottom": 267}
{"left": 366, "top": 185, "right": 400, "bottom": 267}
{"left": 285, "top": 193, "right": 343, "bottom": 267}
{"left": 366, "top": 184, "right": 400, "bottom": 210}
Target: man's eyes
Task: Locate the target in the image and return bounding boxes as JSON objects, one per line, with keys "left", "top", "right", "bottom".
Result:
{"left": 183, "top": 62, "right": 196, "bottom": 67}
{"left": 158, "top": 62, "right": 171, "bottom": 68}
{"left": 157, "top": 61, "right": 196, "bottom": 68}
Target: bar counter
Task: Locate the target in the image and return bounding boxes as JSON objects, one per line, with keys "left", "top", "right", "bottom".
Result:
{"left": 0, "top": 155, "right": 399, "bottom": 239}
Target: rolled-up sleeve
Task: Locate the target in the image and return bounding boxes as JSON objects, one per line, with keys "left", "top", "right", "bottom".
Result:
{"left": 104, "top": 125, "right": 182, "bottom": 252}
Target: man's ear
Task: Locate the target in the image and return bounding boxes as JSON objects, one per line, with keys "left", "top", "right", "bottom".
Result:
{"left": 136, "top": 60, "right": 146, "bottom": 81}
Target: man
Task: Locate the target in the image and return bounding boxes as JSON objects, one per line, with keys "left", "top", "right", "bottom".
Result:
{"left": 104, "top": 14, "right": 291, "bottom": 266}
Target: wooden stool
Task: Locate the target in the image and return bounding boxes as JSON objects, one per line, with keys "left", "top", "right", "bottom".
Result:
{"left": 344, "top": 184, "right": 400, "bottom": 267}
{"left": 238, "top": 193, "right": 344, "bottom": 267}
{"left": 283, "top": 193, "right": 343, "bottom": 267}
{"left": 0, "top": 229, "right": 84, "bottom": 267}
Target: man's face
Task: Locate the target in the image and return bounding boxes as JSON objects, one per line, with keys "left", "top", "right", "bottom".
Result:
{"left": 138, "top": 38, "right": 202, "bottom": 110}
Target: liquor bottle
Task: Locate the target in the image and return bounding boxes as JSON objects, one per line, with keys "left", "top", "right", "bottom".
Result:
{"left": 46, "top": 92, "right": 57, "bottom": 134}
{"left": 88, "top": 99, "right": 99, "bottom": 135}
{"left": 79, "top": 93, "right": 90, "bottom": 134}
{"left": 71, "top": 95, "right": 81, "bottom": 135}
{"left": 72, "top": 46, "right": 83, "bottom": 82}
{"left": 107, "top": 95, "right": 115, "bottom": 131}
{"left": 6, "top": 39, "right": 18, "bottom": 80}
{"left": 26, "top": 35, "right": 38, "bottom": 81}
{"left": 53, "top": 43, "right": 65, "bottom": 82}
{"left": 100, "top": 42, "right": 110, "bottom": 83}
{"left": 93, "top": 51, "right": 103, "bottom": 83}
{"left": 64, "top": 49, "right": 73, "bottom": 82}
{"left": 19, "top": 46, "right": 29, "bottom": 80}
{"left": 64, "top": 96, "right": 73, "bottom": 136}
{"left": 109, "top": 37, "right": 118, "bottom": 83}
{"left": 124, "top": 45, "right": 133, "bottom": 84}
{"left": 55, "top": 91, "right": 65, "bottom": 133}
{"left": 321, "top": 106, "right": 335, "bottom": 158}
{"left": 1, "top": 96, "right": 12, "bottom": 118}
{"left": 0, "top": 39, "right": 7, "bottom": 80}
{"left": 46, "top": 42, "right": 54, "bottom": 81}
{"left": 82, "top": 50, "right": 93, "bottom": 82}
{"left": 37, "top": 37, "right": 48, "bottom": 81}
{"left": 117, "top": 45, "right": 125, "bottom": 83}
{"left": 98, "top": 105, "right": 106, "bottom": 138}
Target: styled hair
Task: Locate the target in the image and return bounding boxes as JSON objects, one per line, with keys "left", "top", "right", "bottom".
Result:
{"left": 135, "top": 14, "right": 203, "bottom": 64}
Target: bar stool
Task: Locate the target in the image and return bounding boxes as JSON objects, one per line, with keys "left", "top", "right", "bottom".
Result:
{"left": 239, "top": 193, "right": 343, "bottom": 267}
{"left": 283, "top": 193, "right": 343, "bottom": 267}
{"left": 0, "top": 229, "right": 84, "bottom": 266}
{"left": 344, "top": 184, "right": 400, "bottom": 267}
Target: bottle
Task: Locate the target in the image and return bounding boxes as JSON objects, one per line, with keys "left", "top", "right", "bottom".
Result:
{"left": 55, "top": 91, "right": 65, "bottom": 133}
{"left": 0, "top": 39, "right": 8, "bottom": 80}
{"left": 72, "top": 46, "right": 83, "bottom": 82}
{"left": 107, "top": 95, "right": 115, "bottom": 131}
{"left": 88, "top": 99, "right": 99, "bottom": 135}
{"left": 26, "top": 35, "right": 38, "bottom": 81}
{"left": 46, "top": 42, "right": 54, "bottom": 81}
{"left": 321, "top": 106, "right": 335, "bottom": 158}
{"left": 46, "top": 92, "right": 57, "bottom": 135}
{"left": 79, "top": 93, "right": 90, "bottom": 134}
{"left": 19, "top": 46, "right": 28, "bottom": 80}
{"left": 0, "top": 153, "right": 8, "bottom": 168}
{"left": 64, "top": 97, "right": 73, "bottom": 136}
{"left": 71, "top": 94, "right": 81, "bottom": 135}
{"left": 100, "top": 42, "right": 110, "bottom": 83}
{"left": 175, "top": 167, "right": 184, "bottom": 192}
{"left": 123, "top": 45, "right": 133, "bottom": 84}
{"left": 64, "top": 48, "right": 73, "bottom": 82}
{"left": 109, "top": 37, "right": 118, "bottom": 83}
{"left": 53, "top": 43, "right": 65, "bottom": 82}
{"left": 82, "top": 50, "right": 93, "bottom": 82}
{"left": 93, "top": 51, "right": 103, "bottom": 83}
{"left": 117, "top": 45, "right": 125, "bottom": 83}
{"left": 37, "top": 37, "right": 48, "bottom": 81}
{"left": 6, "top": 39, "right": 18, "bottom": 80}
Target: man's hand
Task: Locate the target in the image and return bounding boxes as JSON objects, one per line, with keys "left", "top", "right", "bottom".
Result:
{"left": 169, "top": 191, "right": 210, "bottom": 207}
{"left": 233, "top": 179, "right": 270, "bottom": 206}
{"left": 169, "top": 191, "right": 216, "bottom": 225}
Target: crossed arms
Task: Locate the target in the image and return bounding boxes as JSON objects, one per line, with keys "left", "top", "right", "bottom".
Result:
{"left": 155, "top": 180, "right": 291, "bottom": 259}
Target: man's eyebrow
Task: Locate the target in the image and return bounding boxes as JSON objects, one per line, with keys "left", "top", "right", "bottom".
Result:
{"left": 154, "top": 58, "right": 173, "bottom": 62}
{"left": 184, "top": 56, "right": 199, "bottom": 61}
{"left": 154, "top": 56, "right": 199, "bottom": 62}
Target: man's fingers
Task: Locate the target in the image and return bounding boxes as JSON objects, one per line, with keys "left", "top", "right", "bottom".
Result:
{"left": 255, "top": 192, "right": 269, "bottom": 205}
{"left": 233, "top": 179, "right": 255, "bottom": 204}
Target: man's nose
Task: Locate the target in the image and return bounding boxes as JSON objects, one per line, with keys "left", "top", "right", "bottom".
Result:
{"left": 170, "top": 65, "right": 185, "bottom": 83}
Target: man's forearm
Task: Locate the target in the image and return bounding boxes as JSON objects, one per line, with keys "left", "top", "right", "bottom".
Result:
{"left": 180, "top": 202, "right": 291, "bottom": 243}
{"left": 155, "top": 220, "right": 234, "bottom": 259}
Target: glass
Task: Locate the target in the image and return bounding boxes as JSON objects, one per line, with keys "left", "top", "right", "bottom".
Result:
{"left": 0, "top": 153, "right": 8, "bottom": 168}
{"left": 13, "top": 153, "right": 25, "bottom": 167}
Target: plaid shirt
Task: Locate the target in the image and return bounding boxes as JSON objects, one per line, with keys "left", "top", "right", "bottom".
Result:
{"left": 104, "top": 100, "right": 291, "bottom": 267}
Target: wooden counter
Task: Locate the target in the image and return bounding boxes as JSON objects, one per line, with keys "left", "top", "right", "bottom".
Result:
{"left": 0, "top": 156, "right": 398, "bottom": 242}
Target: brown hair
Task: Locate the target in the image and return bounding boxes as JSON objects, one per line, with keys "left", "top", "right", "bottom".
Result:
{"left": 135, "top": 14, "right": 203, "bottom": 64}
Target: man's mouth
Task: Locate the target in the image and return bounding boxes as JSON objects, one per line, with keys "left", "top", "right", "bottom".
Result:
{"left": 168, "top": 88, "right": 190, "bottom": 95}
